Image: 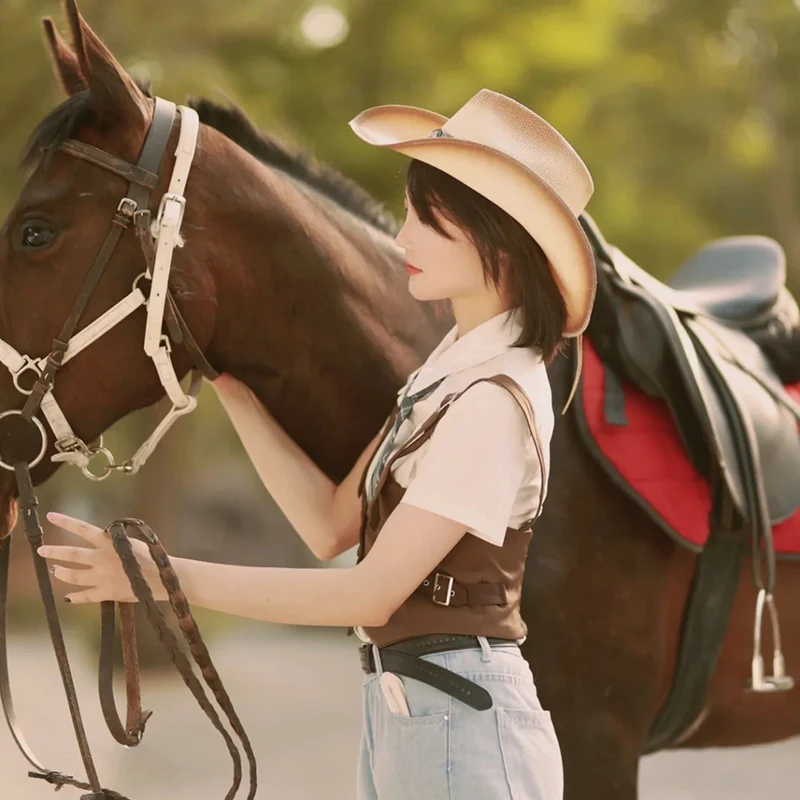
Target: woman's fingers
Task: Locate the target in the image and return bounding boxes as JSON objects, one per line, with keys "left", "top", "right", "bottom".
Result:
{"left": 38, "top": 514, "right": 145, "bottom": 605}
{"left": 65, "top": 588, "right": 105, "bottom": 605}
{"left": 37, "top": 545, "right": 96, "bottom": 565}
{"left": 45, "top": 512, "right": 106, "bottom": 546}
{"left": 51, "top": 564, "right": 96, "bottom": 587}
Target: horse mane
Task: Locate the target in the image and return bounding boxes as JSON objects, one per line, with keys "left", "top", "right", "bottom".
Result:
{"left": 20, "top": 85, "right": 398, "bottom": 236}
{"left": 189, "top": 97, "right": 398, "bottom": 236}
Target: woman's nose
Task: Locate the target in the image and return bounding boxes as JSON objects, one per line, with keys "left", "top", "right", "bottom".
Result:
{"left": 394, "top": 218, "right": 410, "bottom": 249}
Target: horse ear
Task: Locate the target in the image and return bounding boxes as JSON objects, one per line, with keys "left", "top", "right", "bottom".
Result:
{"left": 43, "top": 18, "right": 86, "bottom": 96}
{"left": 63, "top": 0, "right": 149, "bottom": 127}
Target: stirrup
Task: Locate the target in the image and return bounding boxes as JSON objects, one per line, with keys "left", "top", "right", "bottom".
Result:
{"left": 747, "top": 589, "right": 795, "bottom": 693}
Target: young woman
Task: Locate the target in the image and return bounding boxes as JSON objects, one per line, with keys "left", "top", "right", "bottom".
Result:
{"left": 38, "top": 89, "right": 595, "bottom": 799}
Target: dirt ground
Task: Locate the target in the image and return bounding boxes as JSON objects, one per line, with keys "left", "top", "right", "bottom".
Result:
{"left": 1, "top": 624, "right": 797, "bottom": 799}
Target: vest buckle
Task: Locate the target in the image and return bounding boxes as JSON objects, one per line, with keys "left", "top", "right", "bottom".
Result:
{"left": 431, "top": 573, "right": 455, "bottom": 606}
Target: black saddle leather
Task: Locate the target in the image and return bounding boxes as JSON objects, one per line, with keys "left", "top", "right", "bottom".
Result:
{"left": 581, "top": 214, "right": 800, "bottom": 526}
{"left": 666, "top": 237, "right": 786, "bottom": 323}
{"left": 679, "top": 315, "right": 800, "bottom": 523}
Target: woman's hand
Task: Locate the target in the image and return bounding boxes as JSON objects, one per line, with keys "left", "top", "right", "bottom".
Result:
{"left": 37, "top": 512, "right": 160, "bottom": 604}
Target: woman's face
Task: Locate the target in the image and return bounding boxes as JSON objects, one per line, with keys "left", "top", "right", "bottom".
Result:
{"left": 394, "top": 198, "right": 488, "bottom": 303}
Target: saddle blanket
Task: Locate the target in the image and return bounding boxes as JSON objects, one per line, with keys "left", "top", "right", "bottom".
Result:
{"left": 578, "top": 338, "right": 800, "bottom": 558}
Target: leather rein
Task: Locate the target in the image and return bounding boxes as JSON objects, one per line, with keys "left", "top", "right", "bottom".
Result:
{"left": 0, "top": 98, "right": 257, "bottom": 798}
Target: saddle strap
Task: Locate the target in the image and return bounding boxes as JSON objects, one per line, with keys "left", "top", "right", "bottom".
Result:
{"left": 646, "top": 324, "right": 770, "bottom": 751}
{"left": 645, "top": 488, "right": 749, "bottom": 752}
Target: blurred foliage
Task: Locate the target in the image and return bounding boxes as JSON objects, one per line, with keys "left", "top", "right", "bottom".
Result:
{"left": 2, "top": 0, "right": 800, "bottom": 620}
{"left": 4, "top": 0, "right": 800, "bottom": 282}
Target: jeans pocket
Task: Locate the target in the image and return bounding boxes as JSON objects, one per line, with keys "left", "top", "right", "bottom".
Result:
{"left": 369, "top": 673, "right": 451, "bottom": 800}
{"left": 372, "top": 708, "right": 449, "bottom": 800}
{"left": 497, "top": 708, "right": 563, "bottom": 800}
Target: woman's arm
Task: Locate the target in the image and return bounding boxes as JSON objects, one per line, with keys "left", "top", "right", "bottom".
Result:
{"left": 38, "top": 382, "right": 532, "bottom": 626}
{"left": 39, "top": 505, "right": 467, "bottom": 628}
{"left": 212, "top": 374, "right": 384, "bottom": 561}
{"left": 156, "top": 503, "right": 464, "bottom": 626}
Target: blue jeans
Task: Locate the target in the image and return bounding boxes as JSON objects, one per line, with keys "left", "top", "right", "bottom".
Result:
{"left": 357, "top": 638, "right": 563, "bottom": 799}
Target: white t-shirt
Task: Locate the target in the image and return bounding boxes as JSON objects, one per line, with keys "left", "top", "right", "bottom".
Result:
{"left": 364, "top": 309, "right": 554, "bottom": 547}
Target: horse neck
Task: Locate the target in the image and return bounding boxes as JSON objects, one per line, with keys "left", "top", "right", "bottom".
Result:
{"left": 186, "top": 128, "right": 445, "bottom": 478}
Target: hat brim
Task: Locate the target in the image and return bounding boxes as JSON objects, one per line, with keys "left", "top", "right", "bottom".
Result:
{"left": 350, "top": 105, "right": 596, "bottom": 337}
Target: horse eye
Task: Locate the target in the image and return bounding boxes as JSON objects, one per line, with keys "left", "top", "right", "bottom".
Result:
{"left": 18, "top": 222, "right": 58, "bottom": 251}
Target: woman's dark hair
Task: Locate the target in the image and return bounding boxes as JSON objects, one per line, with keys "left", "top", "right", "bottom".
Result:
{"left": 406, "top": 159, "right": 567, "bottom": 362}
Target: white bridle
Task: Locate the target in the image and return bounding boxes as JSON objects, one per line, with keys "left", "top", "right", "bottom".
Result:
{"left": 0, "top": 102, "right": 203, "bottom": 481}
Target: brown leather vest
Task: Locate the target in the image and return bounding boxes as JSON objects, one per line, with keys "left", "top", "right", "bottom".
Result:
{"left": 356, "top": 374, "right": 546, "bottom": 647}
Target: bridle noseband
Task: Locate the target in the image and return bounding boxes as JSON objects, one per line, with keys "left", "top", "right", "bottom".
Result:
{"left": 0, "top": 96, "right": 217, "bottom": 482}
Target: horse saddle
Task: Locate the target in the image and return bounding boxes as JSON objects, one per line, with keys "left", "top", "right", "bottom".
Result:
{"left": 581, "top": 213, "right": 800, "bottom": 526}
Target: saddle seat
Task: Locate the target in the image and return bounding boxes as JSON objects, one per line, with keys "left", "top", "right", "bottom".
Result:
{"left": 667, "top": 237, "right": 787, "bottom": 324}
{"left": 581, "top": 214, "right": 800, "bottom": 527}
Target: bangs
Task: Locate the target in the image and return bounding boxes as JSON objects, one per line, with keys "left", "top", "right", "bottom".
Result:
{"left": 405, "top": 160, "right": 456, "bottom": 239}
{"left": 402, "top": 158, "right": 567, "bottom": 359}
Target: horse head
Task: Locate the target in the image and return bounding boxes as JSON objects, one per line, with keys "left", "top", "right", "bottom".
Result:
{"left": 0, "top": 1, "right": 442, "bottom": 541}
{"left": 0, "top": 0, "right": 218, "bottom": 535}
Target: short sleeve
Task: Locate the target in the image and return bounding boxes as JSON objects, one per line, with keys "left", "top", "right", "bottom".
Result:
{"left": 401, "top": 383, "right": 532, "bottom": 546}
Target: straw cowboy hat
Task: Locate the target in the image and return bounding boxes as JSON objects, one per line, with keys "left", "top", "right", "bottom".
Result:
{"left": 349, "top": 88, "right": 596, "bottom": 337}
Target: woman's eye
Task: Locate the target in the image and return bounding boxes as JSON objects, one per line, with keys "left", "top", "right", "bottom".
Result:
{"left": 19, "top": 223, "right": 57, "bottom": 250}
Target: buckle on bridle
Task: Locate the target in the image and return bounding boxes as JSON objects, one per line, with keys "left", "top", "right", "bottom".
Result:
{"left": 431, "top": 573, "right": 455, "bottom": 606}
{"left": 117, "top": 197, "right": 138, "bottom": 217}
{"left": 113, "top": 197, "right": 138, "bottom": 228}
{"left": 155, "top": 192, "right": 186, "bottom": 233}
{"left": 11, "top": 356, "right": 43, "bottom": 396}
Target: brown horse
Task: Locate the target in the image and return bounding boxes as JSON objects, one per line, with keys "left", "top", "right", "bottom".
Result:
{"left": 0, "top": 3, "right": 797, "bottom": 798}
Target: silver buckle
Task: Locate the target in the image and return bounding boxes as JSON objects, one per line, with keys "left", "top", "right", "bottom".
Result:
{"left": 155, "top": 192, "right": 186, "bottom": 231}
{"left": 431, "top": 573, "right": 455, "bottom": 606}
{"left": 117, "top": 197, "right": 138, "bottom": 218}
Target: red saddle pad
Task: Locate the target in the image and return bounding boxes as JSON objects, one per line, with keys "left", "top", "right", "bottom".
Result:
{"left": 579, "top": 338, "right": 800, "bottom": 557}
